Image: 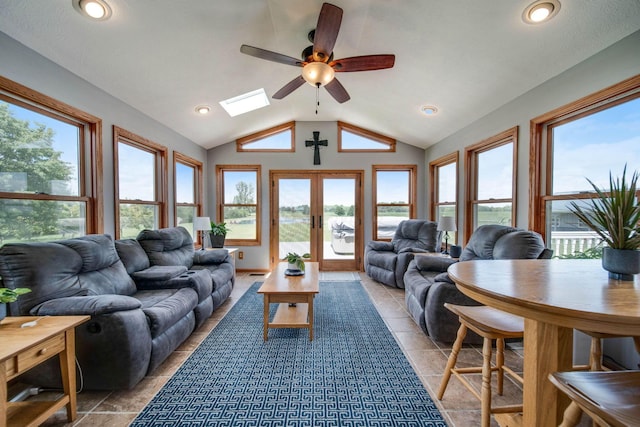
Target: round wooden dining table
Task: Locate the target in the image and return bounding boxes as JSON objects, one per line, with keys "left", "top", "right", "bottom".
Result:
{"left": 447, "top": 258, "right": 640, "bottom": 427}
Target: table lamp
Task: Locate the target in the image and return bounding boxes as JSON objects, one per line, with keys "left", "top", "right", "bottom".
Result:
{"left": 193, "top": 216, "right": 211, "bottom": 250}
{"left": 437, "top": 216, "right": 457, "bottom": 255}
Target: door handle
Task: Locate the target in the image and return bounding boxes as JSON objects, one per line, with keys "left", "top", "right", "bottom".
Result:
{"left": 319, "top": 215, "right": 322, "bottom": 228}
{"left": 311, "top": 216, "right": 315, "bottom": 229}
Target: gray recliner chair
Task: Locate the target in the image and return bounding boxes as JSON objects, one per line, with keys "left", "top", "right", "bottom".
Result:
{"left": 404, "top": 224, "right": 553, "bottom": 343}
{"left": 364, "top": 219, "right": 442, "bottom": 289}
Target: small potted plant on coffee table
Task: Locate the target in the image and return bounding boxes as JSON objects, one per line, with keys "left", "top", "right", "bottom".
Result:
{"left": 0, "top": 287, "right": 31, "bottom": 322}
{"left": 284, "top": 252, "right": 311, "bottom": 274}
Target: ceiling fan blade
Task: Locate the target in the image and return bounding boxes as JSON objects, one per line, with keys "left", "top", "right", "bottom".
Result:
{"left": 312, "top": 3, "right": 343, "bottom": 62}
{"left": 240, "top": 45, "right": 302, "bottom": 67}
{"left": 324, "top": 78, "right": 350, "bottom": 103}
{"left": 273, "top": 76, "right": 306, "bottom": 99}
{"left": 330, "top": 54, "right": 396, "bottom": 72}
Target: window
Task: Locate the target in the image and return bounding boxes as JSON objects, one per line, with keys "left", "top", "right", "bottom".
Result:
{"left": 372, "top": 165, "right": 417, "bottom": 240}
{"left": 530, "top": 75, "right": 640, "bottom": 258}
{"left": 174, "top": 152, "right": 203, "bottom": 241}
{"left": 464, "top": 127, "right": 517, "bottom": 240}
{"left": 114, "top": 126, "right": 167, "bottom": 239}
{"left": 430, "top": 152, "right": 459, "bottom": 243}
{"left": 216, "top": 165, "right": 261, "bottom": 245}
{"left": 0, "top": 76, "right": 102, "bottom": 243}
{"left": 236, "top": 122, "right": 294, "bottom": 151}
{"left": 338, "top": 121, "right": 396, "bottom": 152}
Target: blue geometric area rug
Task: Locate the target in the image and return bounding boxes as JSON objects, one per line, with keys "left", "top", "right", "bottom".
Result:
{"left": 131, "top": 281, "right": 446, "bottom": 426}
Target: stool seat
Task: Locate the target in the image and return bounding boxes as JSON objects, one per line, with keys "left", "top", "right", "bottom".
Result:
{"left": 550, "top": 370, "right": 640, "bottom": 427}
{"left": 446, "top": 304, "right": 524, "bottom": 337}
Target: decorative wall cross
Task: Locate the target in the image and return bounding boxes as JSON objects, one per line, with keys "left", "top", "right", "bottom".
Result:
{"left": 305, "top": 131, "right": 328, "bottom": 165}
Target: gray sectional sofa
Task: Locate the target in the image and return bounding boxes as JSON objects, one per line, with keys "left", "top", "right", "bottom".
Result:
{"left": 0, "top": 226, "right": 234, "bottom": 390}
{"left": 403, "top": 224, "right": 552, "bottom": 344}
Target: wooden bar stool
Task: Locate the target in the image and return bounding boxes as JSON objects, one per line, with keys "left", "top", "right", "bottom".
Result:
{"left": 437, "top": 303, "right": 524, "bottom": 427}
{"left": 549, "top": 370, "right": 640, "bottom": 427}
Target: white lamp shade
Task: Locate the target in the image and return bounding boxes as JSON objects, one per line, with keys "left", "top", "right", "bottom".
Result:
{"left": 437, "top": 216, "right": 457, "bottom": 232}
{"left": 193, "top": 216, "right": 211, "bottom": 231}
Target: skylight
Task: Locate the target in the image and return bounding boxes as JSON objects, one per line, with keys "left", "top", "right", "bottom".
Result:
{"left": 219, "top": 89, "right": 269, "bottom": 117}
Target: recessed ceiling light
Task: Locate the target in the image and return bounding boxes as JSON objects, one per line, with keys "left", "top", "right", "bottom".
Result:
{"left": 73, "top": 0, "right": 112, "bottom": 21}
{"left": 219, "top": 88, "right": 270, "bottom": 117}
{"left": 195, "top": 105, "right": 211, "bottom": 115}
{"left": 420, "top": 105, "right": 439, "bottom": 116}
{"left": 522, "top": 0, "right": 560, "bottom": 24}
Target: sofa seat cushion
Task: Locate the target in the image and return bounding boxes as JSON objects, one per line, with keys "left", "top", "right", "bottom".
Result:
{"left": 134, "top": 288, "right": 198, "bottom": 338}
{"left": 132, "top": 265, "right": 188, "bottom": 283}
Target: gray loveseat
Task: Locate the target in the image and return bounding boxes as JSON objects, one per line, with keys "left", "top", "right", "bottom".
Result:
{"left": 0, "top": 227, "right": 235, "bottom": 390}
{"left": 364, "top": 219, "right": 441, "bottom": 288}
{"left": 404, "top": 224, "right": 552, "bottom": 344}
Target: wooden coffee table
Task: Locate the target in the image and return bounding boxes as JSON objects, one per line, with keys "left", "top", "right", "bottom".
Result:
{"left": 257, "top": 262, "right": 319, "bottom": 341}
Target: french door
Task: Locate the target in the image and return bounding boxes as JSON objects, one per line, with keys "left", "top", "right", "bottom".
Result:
{"left": 269, "top": 170, "right": 363, "bottom": 271}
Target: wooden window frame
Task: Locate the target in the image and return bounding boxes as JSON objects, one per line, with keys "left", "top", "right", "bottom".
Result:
{"left": 429, "top": 152, "right": 459, "bottom": 242}
{"left": 113, "top": 125, "right": 168, "bottom": 239}
{"left": 338, "top": 121, "right": 396, "bottom": 152}
{"left": 372, "top": 164, "right": 417, "bottom": 241}
{"left": 0, "top": 75, "right": 103, "bottom": 236}
{"left": 173, "top": 151, "right": 203, "bottom": 241}
{"left": 236, "top": 121, "right": 295, "bottom": 152}
{"left": 216, "top": 164, "right": 261, "bottom": 246}
{"left": 464, "top": 127, "right": 518, "bottom": 242}
{"left": 529, "top": 74, "right": 640, "bottom": 242}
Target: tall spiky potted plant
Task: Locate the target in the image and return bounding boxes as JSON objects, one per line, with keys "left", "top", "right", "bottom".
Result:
{"left": 568, "top": 166, "right": 640, "bottom": 280}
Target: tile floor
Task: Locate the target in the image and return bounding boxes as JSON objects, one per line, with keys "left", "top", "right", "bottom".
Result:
{"left": 28, "top": 271, "right": 589, "bottom": 426}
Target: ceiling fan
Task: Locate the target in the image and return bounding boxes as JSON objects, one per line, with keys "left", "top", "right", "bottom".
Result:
{"left": 240, "top": 2, "right": 395, "bottom": 104}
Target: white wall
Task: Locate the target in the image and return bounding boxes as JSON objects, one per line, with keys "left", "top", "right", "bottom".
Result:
{"left": 0, "top": 32, "right": 208, "bottom": 236}
{"left": 425, "top": 30, "right": 640, "bottom": 241}
{"left": 208, "top": 121, "right": 426, "bottom": 270}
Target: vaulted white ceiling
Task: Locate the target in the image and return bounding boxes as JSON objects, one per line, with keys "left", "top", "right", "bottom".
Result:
{"left": 1, "top": 0, "right": 639, "bottom": 149}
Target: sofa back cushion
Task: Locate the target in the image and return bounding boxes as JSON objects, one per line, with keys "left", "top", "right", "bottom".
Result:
{"left": 115, "top": 239, "right": 151, "bottom": 274}
{"left": 460, "top": 224, "right": 546, "bottom": 261}
{"left": 137, "top": 226, "right": 194, "bottom": 268}
{"left": 0, "top": 234, "right": 136, "bottom": 315}
{"left": 392, "top": 220, "right": 441, "bottom": 253}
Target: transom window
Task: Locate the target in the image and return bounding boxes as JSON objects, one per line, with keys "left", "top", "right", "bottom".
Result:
{"left": 236, "top": 122, "right": 294, "bottom": 152}
{"left": 114, "top": 126, "right": 167, "bottom": 239}
{"left": 464, "top": 127, "right": 517, "bottom": 241}
{"left": 0, "top": 76, "right": 102, "bottom": 243}
{"left": 430, "top": 152, "right": 459, "bottom": 244}
{"left": 174, "top": 152, "right": 203, "bottom": 241}
{"left": 216, "top": 165, "right": 261, "bottom": 245}
{"left": 530, "top": 75, "right": 640, "bottom": 258}
{"left": 372, "top": 165, "right": 417, "bottom": 240}
{"left": 338, "top": 121, "right": 396, "bottom": 152}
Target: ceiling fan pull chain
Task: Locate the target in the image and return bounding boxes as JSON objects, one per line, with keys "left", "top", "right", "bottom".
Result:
{"left": 315, "top": 82, "right": 320, "bottom": 114}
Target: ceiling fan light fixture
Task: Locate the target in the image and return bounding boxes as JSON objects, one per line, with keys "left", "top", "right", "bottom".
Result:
{"left": 74, "top": 0, "right": 112, "bottom": 21}
{"left": 302, "top": 62, "right": 335, "bottom": 87}
{"left": 522, "top": 0, "right": 560, "bottom": 24}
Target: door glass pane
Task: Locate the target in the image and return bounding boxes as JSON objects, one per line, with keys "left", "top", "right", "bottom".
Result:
{"left": 477, "top": 143, "right": 513, "bottom": 200}
{"left": 278, "top": 179, "right": 310, "bottom": 259}
{"left": 324, "top": 178, "right": 355, "bottom": 260}
{"left": 119, "top": 203, "right": 158, "bottom": 239}
{"left": 118, "top": 143, "right": 155, "bottom": 201}
{"left": 474, "top": 202, "right": 512, "bottom": 228}
{"left": 0, "top": 100, "right": 80, "bottom": 196}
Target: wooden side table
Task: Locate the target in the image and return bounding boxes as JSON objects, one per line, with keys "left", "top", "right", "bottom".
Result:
{"left": 0, "top": 315, "right": 89, "bottom": 427}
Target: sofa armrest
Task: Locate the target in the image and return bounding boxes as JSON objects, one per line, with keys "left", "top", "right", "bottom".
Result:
{"left": 193, "top": 249, "right": 229, "bottom": 265}
{"left": 29, "top": 295, "right": 142, "bottom": 316}
{"left": 132, "top": 265, "right": 188, "bottom": 289}
{"left": 367, "top": 241, "right": 394, "bottom": 251}
{"left": 415, "top": 255, "right": 458, "bottom": 273}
